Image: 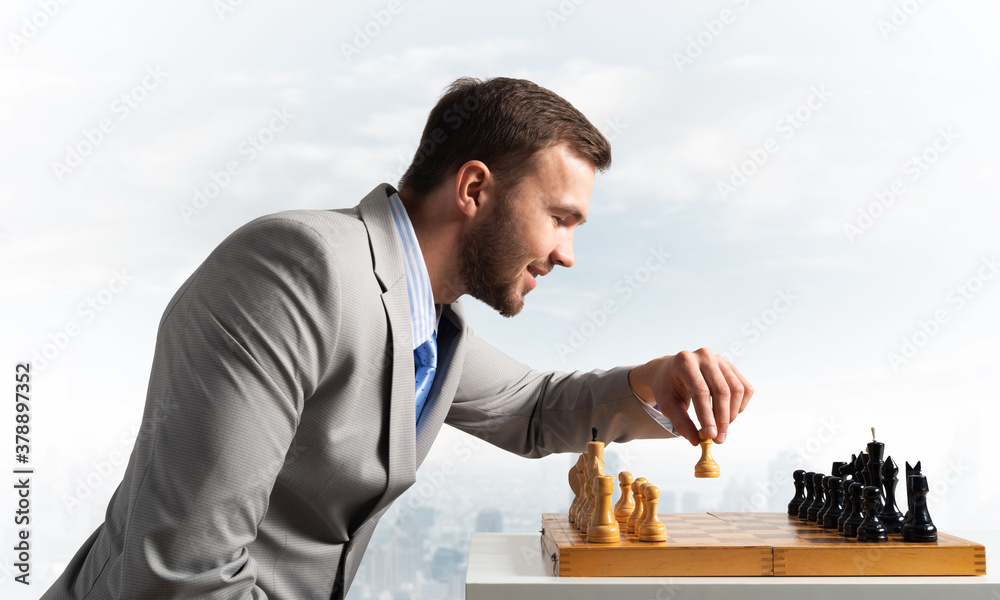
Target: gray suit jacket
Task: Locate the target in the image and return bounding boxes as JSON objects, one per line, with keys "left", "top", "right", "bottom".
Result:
{"left": 42, "top": 184, "right": 674, "bottom": 600}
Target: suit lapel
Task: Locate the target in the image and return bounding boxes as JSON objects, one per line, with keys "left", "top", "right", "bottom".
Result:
{"left": 355, "top": 185, "right": 473, "bottom": 502}
{"left": 357, "top": 184, "right": 417, "bottom": 509}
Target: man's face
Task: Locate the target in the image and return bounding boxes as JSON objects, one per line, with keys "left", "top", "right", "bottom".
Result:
{"left": 460, "top": 143, "right": 595, "bottom": 317}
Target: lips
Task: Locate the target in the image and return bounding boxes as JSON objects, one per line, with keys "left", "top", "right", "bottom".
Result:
{"left": 524, "top": 264, "right": 550, "bottom": 291}
{"left": 524, "top": 266, "right": 537, "bottom": 290}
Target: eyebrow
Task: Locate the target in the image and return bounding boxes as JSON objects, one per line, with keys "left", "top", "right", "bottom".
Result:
{"left": 553, "top": 204, "right": 587, "bottom": 226}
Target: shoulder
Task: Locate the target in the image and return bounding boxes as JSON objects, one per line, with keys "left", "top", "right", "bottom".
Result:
{"left": 218, "top": 208, "right": 370, "bottom": 262}
{"left": 240, "top": 208, "right": 365, "bottom": 241}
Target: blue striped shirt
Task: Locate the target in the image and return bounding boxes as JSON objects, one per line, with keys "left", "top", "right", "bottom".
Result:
{"left": 387, "top": 192, "right": 439, "bottom": 348}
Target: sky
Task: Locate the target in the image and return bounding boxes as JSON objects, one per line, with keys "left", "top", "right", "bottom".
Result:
{"left": 1, "top": 0, "right": 999, "bottom": 595}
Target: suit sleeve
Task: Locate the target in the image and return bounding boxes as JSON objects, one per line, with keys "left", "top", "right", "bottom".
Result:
{"left": 117, "top": 218, "right": 341, "bottom": 598}
{"left": 445, "top": 329, "right": 676, "bottom": 458}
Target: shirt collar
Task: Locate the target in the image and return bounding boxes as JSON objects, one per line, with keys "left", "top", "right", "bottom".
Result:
{"left": 386, "top": 192, "right": 439, "bottom": 349}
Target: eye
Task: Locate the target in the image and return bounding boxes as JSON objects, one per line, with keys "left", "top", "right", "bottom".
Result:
{"left": 553, "top": 216, "right": 567, "bottom": 226}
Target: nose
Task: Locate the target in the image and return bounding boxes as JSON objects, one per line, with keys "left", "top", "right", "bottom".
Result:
{"left": 550, "top": 235, "right": 575, "bottom": 268}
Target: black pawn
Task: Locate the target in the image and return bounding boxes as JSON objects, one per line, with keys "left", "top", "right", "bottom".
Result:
{"left": 817, "top": 476, "right": 835, "bottom": 524}
{"left": 806, "top": 473, "right": 826, "bottom": 523}
{"left": 842, "top": 482, "right": 866, "bottom": 538}
{"left": 903, "top": 461, "right": 922, "bottom": 528}
{"left": 902, "top": 473, "right": 938, "bottom": 543}
{"left": 857, "top": 486, "right": 889, "bottom": 542}
{"left": 788, "top": 470, "right": 807, "bottom": 516}
{"left": 798, "top": 472, "right": 816, "bottom": 520}
{"left": 818, "top": 462, "right": 846, "bottom": 524}
{"left": 879, "top": 457, "right": 905, "bottom": 534}
{"left": 837, "top": 475, "right": 854, "bottom": 532}
{"left": 823, "top": 477, "right": 846, "bottom": 530}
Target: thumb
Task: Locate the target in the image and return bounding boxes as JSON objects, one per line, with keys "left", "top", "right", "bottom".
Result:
{"left": 657, "top": 393, "right": 699, "bottom": 446}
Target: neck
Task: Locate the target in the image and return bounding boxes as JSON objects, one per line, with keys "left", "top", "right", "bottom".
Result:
{"left": 398, "top": 188, "right": 465, "bottom": 304}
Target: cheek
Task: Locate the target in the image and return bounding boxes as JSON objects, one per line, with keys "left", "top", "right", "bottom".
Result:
{"left": 521, "top": 225, "right": 555, "bottom": 258}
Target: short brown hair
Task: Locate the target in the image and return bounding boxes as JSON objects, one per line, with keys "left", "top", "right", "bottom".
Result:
{"left": 398, "top": 77, "right": 612, "bottom": 196}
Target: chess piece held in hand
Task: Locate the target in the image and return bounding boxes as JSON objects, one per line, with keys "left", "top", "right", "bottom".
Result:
{"left": 694, "top": 430, "right": 720, "bottom": 478}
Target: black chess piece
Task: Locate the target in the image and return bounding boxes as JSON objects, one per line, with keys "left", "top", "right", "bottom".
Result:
{"left": 866, "top": 439, "right": 886, "bottom": 513}
{"left": 879, "top": 457, "right": 905, "bottom": 534}
{"left": 903, "top": 461, "right": 922, "bottom": 528}
{"left": 902, "top": 473, "right": 938, "bottom": 543}
{"left": 842, "top": 482, "right": 866, "bottom": 538}
{"left": 817, "top": 476, "right": 835, "bottom": 524}
{"left": 798, "top": 471, "right": 816, "bottom": 520}
{"left": 818, "top": 462, "right": 847, "bottom": 525}
{"left": 857, "top": 486, "right": 889, "bottom": 542}
{"left": 837, "top": 475, "right": 854, "bottom": 532}
{"left": 807, "top": 473, "right": 826, "bottom": 523}
{"left": 823, "top": 477, "right": 846, "bottom": 530}
{"left": 840, "top": 454, "right": 857, "bottom": 480}
{"left": 858, "top": 452, "right": 871, "bottom": 486}
{"left": 788, "top": 470, "right": 807, "bottom": 516}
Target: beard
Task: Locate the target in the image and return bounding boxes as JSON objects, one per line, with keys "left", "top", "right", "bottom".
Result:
{"left": 459, "top": 192, "right": 547, "bottom": 318}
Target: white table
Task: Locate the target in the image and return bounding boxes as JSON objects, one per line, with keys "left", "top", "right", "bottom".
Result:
{"left": 466, "top": 531, "right": 999, "bottom": 600}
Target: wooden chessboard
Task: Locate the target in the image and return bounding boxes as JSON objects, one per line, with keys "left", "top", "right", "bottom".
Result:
{"left": 540, "top": 512, "right": 987, "bottom": 577}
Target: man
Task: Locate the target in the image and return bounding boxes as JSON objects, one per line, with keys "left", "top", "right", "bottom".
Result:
{"left": 43, "top": 77, "right": 752, "bottom": 599}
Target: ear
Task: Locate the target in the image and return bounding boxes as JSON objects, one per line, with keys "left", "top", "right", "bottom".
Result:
{"left": 453, "top": 160, "right": 492, "bottom": 219}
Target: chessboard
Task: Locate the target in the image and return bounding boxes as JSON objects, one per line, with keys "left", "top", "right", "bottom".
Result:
{"left": 540, "top": 512, "right": 987, "bottom": 577}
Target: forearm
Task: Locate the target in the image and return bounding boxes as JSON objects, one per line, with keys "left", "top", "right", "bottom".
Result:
{"left": 448, "top": 336, "right": 675, "bottom": 457}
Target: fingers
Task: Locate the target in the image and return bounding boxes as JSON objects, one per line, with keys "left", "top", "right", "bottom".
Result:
{"left": 729, "top": 362, "right": 755, "bottom": 414}
{"left": 697, "top": 349, "right": 733, "bottom": 443}
{"left": 657, "top": 393, "right": 698, "bottom": 446}
{"left": 716, "top": 360, "right": 745, "bottom": 429}
{"left": 675, "top": 350, "right": 755, "bottom": 445}
{"left": 674, "top": 351, "right": 717, "bottom": 443}
{"left": 648, "top": 350, "right": 755, "bottom": 446}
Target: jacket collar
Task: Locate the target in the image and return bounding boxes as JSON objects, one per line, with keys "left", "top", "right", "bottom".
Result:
{"left": 357, "top": 183, "right": 417, "bottom": 510}
{"left": 357, "top": 183, "right": 406, "bottom": 294}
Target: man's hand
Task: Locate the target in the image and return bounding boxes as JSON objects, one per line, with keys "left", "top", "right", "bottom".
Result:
{"left": 628, "top": 349, "right": 753, "bottom": 446}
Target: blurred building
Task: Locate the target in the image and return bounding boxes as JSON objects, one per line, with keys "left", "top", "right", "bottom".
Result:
{"left": 474, "top": 508, "right": 503, "bottom": 533}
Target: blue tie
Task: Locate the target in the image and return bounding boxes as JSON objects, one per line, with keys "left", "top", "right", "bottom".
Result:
{"left": 413, "top": 333, "right": 437, "bottom": 422}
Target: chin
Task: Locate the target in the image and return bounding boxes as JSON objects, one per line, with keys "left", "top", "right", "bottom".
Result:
{"left": 495, "top": 288, "right": 527, "bottom": 318}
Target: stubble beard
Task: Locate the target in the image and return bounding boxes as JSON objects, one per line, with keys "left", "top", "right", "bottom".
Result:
{"left": 459, "top": 194, "right": 535, "bottom": 318}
